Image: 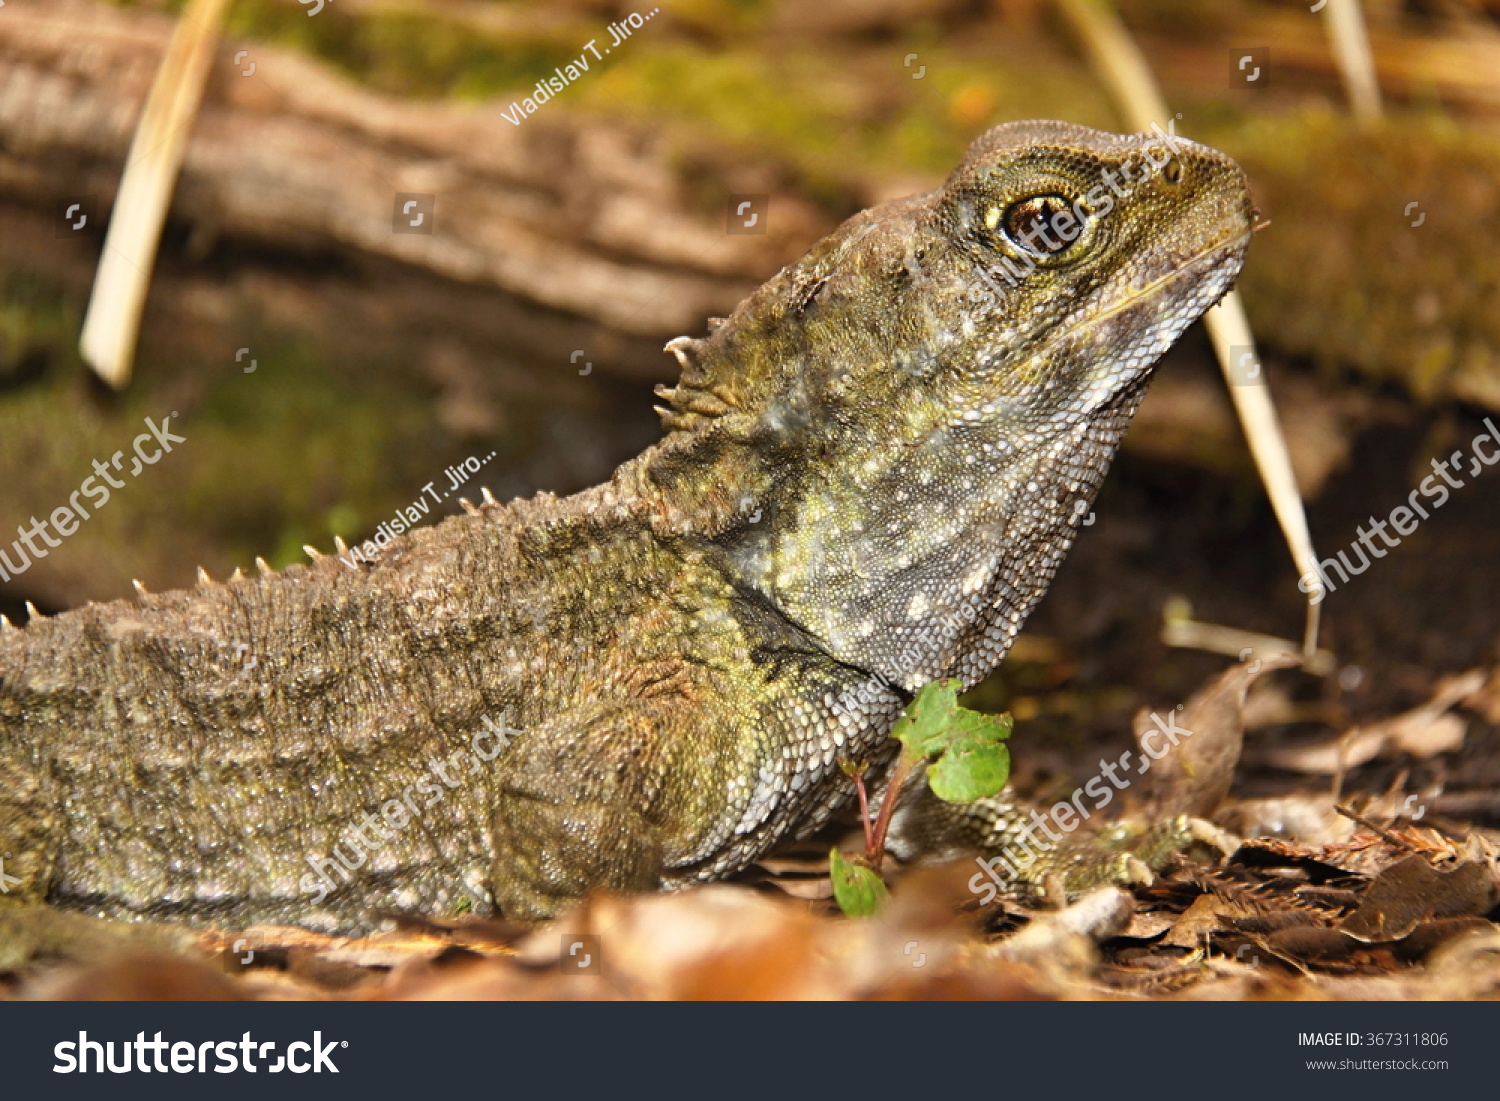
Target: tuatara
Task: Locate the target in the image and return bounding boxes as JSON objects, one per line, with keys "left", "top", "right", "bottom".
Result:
{"left": 0, "top": 120, "right": 1254, "bottom": 937}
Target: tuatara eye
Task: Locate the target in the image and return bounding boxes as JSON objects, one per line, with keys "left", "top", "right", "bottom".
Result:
{"left": 1000, "top": 195, "right": 1082, "bottom": 257}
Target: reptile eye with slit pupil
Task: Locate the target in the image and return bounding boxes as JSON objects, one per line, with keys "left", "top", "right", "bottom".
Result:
{"left": 1002, "top": 196, "right": 1078, "bottom": 257}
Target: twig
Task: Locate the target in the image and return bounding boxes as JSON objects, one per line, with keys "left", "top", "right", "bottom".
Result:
{"left": 848, "top": 766, "right": 875, "bottom": 856}
{"left": 1160, "top": 609, "right": 1333, "bottom": 676}
{"left": 865, "top": 752, "right": 917, "bottom": 873}
{"left": 1333, "top": 802, "right": 1414, "bottom": 850}
{"left": 79, "top": 0, "right": 235, "bottom": 388}
{"left": 1320, "top": 0, "right": 1384, "bottom": 125}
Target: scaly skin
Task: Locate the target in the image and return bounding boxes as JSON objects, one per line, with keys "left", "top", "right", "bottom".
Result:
{"left": 0, "top": 121, "right": 1254, "bottom": 935}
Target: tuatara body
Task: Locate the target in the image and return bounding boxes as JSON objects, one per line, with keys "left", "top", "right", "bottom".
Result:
{"left": 0, "top": 121, "right": 1253, "bottom": 935}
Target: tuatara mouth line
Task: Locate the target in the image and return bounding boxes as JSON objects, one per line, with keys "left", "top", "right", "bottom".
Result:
{"left": 1061, "top": 226, "right": 1253, "bottom": 352}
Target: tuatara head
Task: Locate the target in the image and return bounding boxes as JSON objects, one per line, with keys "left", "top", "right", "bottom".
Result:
{"left": 647, "top": 120, "right": 1255, "bottom": 692}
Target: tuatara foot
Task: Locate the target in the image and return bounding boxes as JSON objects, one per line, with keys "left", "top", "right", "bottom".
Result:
{"left": 1031, "top": 814, "right": 1239, "bottom": 901}
{"left": 893, "top": 786, "right": 1238, "bottom": 905}
{"left": 1098, "top": 814, "right": 1240, "bottom": 872}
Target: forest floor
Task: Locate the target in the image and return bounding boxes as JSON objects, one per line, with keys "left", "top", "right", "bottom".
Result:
{"left": 14, "top": 346, "right": 1500, "bottom": 1001}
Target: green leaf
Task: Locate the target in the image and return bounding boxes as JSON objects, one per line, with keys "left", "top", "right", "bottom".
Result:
{"left": 829, "top": 848, "right": 889, "bottom": 917}
{"left": 889, "top": 680, "right": 1013, "bottom": 804}
{"left": 890, "top": 678, "right": 965, "bottom": 758}
{"left": 927, "top": 734, "right": 1010, "bottom": 803}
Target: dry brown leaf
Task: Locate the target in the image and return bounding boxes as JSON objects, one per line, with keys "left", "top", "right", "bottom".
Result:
{"left": 1139, "top": 653, "right": 1301, "bottom": 819}
{"left": 1162, "top": 894, "right": 1234, "bottom": 950}
{"left": 1118, "top": 912, "right": 1177, "bottom": 940}
{"left": 762, "top": 877, "right": 834, "bottom": 900}
{"left": 1340, "top": 853, "right": 1499, "bottom": 943}
{"left": 1460, "top": 668, "right": 1500, "bottom": 724}
{"left": 1261, "top": 669, "right": 1482, "bottom": 773}
{"left": 1261, "top": 726, "right": 1389, "bottom": 774}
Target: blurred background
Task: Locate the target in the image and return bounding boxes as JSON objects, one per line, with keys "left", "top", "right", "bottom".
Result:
{"left": 1, "top": 0, "right": 1498, "bottom": 812}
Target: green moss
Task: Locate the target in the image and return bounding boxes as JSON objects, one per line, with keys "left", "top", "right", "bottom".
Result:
{"left": 1198, "top": 108, "right": 1500, "bottom": 405}
{"left": 109, "top": 0, "right": 1110, "bottom": 184}
{"left": 0, "top": 273, "right": 86, "bottom": 380}
{"left": 110, "top": 0, "right": 580, "bottom": 99}
{"left": 0, "top": 261, "right": 449, "bottom": 592}
{"left": 576, "top": 39, "right": 1115, "bottom": 205}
